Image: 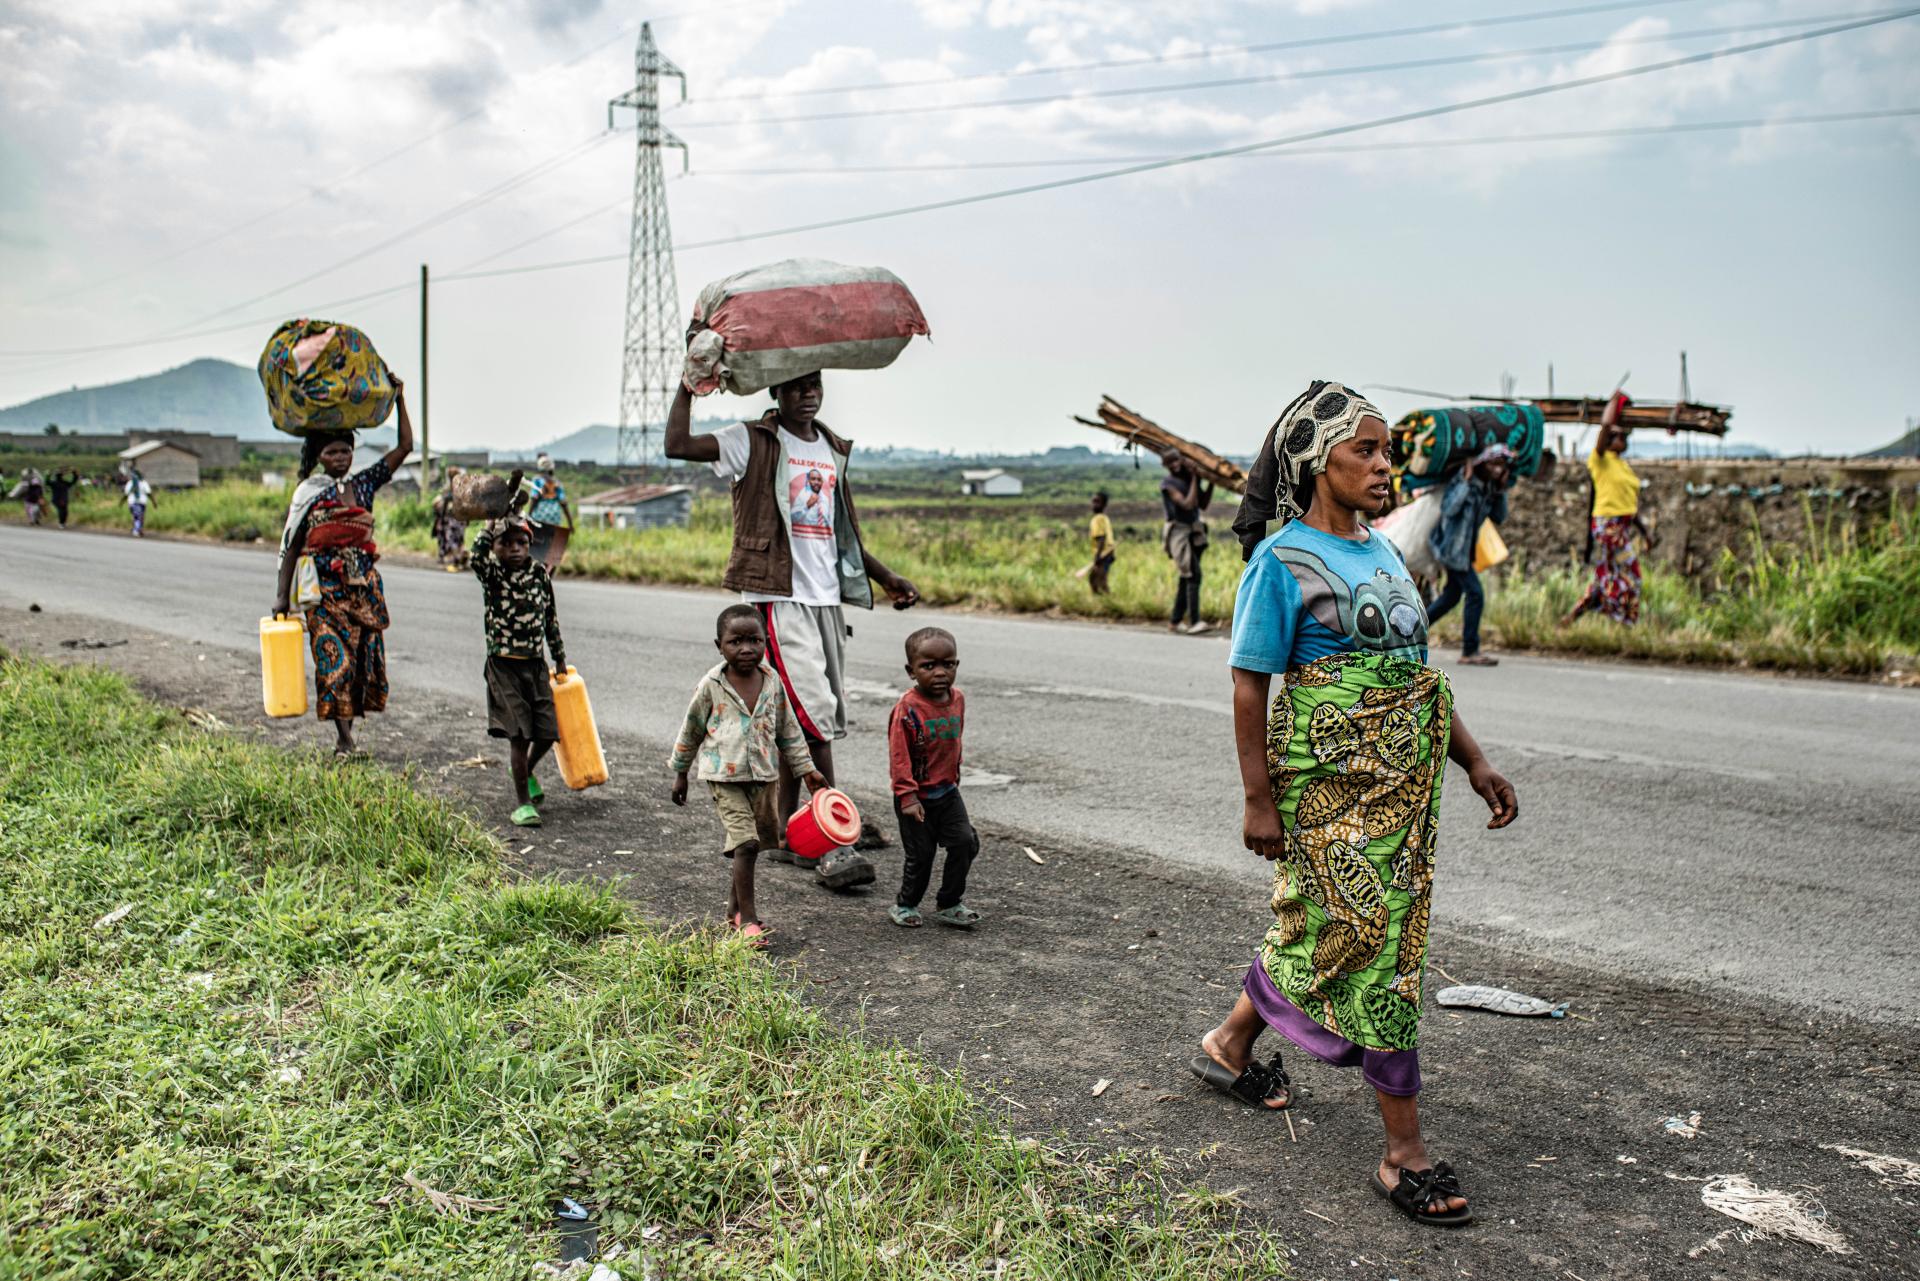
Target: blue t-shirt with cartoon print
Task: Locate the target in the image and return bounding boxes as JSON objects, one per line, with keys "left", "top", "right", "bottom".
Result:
{"left": 1229, "top": 521, "right": 1429, "bottom": 671}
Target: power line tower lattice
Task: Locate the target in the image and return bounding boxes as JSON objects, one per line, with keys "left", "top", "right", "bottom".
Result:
{"left": 608, "top": 22, "right": 687, "bottom": 472}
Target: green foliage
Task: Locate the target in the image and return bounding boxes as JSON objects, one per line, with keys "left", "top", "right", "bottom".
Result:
{"left": 0, "top": 656, "right": 1287, "bottom": 1280}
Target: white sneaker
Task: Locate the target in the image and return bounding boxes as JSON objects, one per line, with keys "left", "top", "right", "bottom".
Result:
{"left": 1184, "top": 620, "right": 1213, "bottom": 635}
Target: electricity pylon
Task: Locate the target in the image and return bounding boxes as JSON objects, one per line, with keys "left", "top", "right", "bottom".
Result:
{"left": 608, "top": 22, "right": 686, "bottom": 471}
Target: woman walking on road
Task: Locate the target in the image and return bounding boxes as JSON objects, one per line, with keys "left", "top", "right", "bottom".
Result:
{"left": 1561, "top": 394, "right": 1653, "bottom": 626}
{"left": 1193, "top": 380, "right": 1519, "bottom": 1227}
{"left": 1425, "top": 443, "right": 1514, "bottom": 666}
{"left": 273, "top": 378, "right": 414, "bottom": 758}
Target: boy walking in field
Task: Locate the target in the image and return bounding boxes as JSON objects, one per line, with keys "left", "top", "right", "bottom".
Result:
{"left": 472, "top": 512, "right": 567, "bottom": 828}
{"left": 1087, "top": 491, "right": 1115, "bottom": 595}
{"left": 672, "top": 605, "right": 829, "bottom": 947}
{"left": 887, "top": 627, "right": 982, "bottom": 930}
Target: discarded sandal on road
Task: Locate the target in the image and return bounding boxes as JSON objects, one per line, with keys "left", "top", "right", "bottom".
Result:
{"left": 815, "top": 849, "right": 876, "bottom": 891}
{"left": 1187, "top": 1052, "right": 1292, "bottom": 1111}
{"left": 1372, "top": 1161, "right": 1472, "bottom": 1227}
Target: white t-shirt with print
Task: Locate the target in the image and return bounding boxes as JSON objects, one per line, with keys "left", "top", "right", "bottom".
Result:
{"left": 710, "top": 421, "right": 842, "bottom": 607}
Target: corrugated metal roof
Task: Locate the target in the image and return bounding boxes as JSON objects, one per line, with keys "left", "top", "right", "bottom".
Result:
{"left": 578, "top": 483, "right": 693, "bottom": 506}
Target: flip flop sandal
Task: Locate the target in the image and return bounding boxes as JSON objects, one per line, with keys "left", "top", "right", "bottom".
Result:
{"left": 1372, "top": 1161, "right": 1473, "bottom": 1227}
{"left": 888, "top": 905, "right": 924, "bottom": 928}
{"left": 930, "top": 903, "right": 981, "bottom": 929}
{"left": 1187, "top": 1052, "right": 1292, "bottom": 1111}
{"left": 526, "top": 775, "right": 544, "bottom": 804}
{"left": 816, "top": 849, "right": 876, "bottom": 891}
{"left": 734, "top": 920, "right": 771, "bottom": 950}
{"left": 510, "top": 803, "right": 543, "bottom": 828}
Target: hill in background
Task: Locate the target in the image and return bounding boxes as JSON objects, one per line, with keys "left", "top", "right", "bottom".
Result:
{"left": 1858, "top": 426, "right": 1920, "bottom": 459}
{"left": 0, "top": 358, "right": 277, "bottom": 438}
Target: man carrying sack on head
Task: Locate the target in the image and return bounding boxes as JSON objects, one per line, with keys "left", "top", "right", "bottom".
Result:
{"left": 665, "top": 372, "right": 920, "bottom": 891}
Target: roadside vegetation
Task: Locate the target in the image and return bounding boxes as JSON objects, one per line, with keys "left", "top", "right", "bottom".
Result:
{"left": 0, "top": 654, "right": 1288, "bottom": 1280}
{"left": 12, "top": 474, "right": 1916, "bottom": 677}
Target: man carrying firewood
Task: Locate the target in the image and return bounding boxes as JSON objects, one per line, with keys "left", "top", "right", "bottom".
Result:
{"left": 1161, "top": 450, "right": 1215, "bottom": 634}
{"left": 665, "top": 374, "right": 920, "bottom": 891}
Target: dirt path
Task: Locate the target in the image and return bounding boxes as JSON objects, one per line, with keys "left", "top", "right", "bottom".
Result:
{"left": 6, "top": 602, "right": 1915, "bottom": 1281}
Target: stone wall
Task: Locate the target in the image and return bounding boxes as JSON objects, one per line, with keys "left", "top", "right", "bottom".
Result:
{"left": 1497, "top": 457, "right": 1918, "bottom": 582}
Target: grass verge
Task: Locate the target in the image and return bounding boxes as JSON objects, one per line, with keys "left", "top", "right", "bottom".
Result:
{"left": 0, "top": 654, "right": 1287, "bottom": 1280}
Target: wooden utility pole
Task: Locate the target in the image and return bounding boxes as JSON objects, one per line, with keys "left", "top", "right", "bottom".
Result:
{"left": 419, "top": 263, "right": 431, "bottom": 492}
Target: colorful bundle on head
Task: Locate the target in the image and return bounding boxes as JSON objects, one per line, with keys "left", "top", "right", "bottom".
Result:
{"left": 258, "top": 318, "right": 397, "bottom": 436}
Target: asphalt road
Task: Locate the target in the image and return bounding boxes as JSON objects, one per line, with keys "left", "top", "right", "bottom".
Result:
{"left": 8, "top": 524, "right": 1918, "bottom": 1027}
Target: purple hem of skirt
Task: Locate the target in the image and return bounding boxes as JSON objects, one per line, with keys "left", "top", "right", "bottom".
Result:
{"left": 1243, "top": 960, "right": 1421, "bottom": 1097}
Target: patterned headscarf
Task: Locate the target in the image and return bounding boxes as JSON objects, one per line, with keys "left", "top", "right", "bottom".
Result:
{"left": 1232, "top": 379, "right": 1386, "bottom": 560}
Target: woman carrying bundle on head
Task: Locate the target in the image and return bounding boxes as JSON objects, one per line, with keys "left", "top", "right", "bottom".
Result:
{"left": 272, "top": 378, "right": 414, "bottom": 758}
{"left": 1189, "top": 380, "right": 1519, "bottom": 1228}
{"left": 1561, "top": 392, "right": 1654, "bottom": 627}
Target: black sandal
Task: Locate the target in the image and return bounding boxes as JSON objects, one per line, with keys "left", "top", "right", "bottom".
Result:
{"left": 1372, "top": 1160, "right": 1472, "bottom": 1227}
{"left": 1187, "top": 1052, "right": 1292, "bottom": 1111}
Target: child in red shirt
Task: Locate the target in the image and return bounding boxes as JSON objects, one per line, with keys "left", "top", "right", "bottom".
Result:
{"left": 886, "top": 627, "right": 981, "bottom": 929}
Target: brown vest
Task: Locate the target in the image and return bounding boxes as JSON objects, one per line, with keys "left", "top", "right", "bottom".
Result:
{"left": 720, "top": 410, "right": 873, "bottom": 609}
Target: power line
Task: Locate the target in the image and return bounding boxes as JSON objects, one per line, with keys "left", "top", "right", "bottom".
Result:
{"left": 670, "top": 9, "right": 1905, "bottom": 129}
{"left": 159, "top": 130, "right": 622, "bottom": 335}
{"left": 3, "top": 16, "right": 1909, "bottom": 361}
{"left": 680, "top": 108, "right": 1920, "bottom": 174}
{"left": 432, "top": 12, "right": 1918, "bottom": 285}
{"left": 21, "top": 0, "right": 791, "bottom": 310}
{"left": 692, "top": 0, "right": 1714, "bottom": 103}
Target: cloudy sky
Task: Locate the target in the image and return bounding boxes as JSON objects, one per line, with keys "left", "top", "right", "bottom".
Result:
{"left": 1, "top": 0, "right": 1915, "bottom": 456}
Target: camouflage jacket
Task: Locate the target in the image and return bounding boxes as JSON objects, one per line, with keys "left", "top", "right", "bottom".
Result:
{"left": 471, "top": 529, "right": 566, "bottom": 670}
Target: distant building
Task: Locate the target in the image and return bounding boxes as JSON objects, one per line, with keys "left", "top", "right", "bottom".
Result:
{"left": 959, "top": 467, "right": 1023, "bottom": 497}
{"left": 577, "top": 483, "right": 693, "bottom": 530}
{"left": 119, "top": 439, "right": 200, "bottom": 488}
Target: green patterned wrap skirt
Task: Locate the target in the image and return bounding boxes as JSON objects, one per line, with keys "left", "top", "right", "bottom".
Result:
{"left": 1259, "top": 651, "right": 1453, "bottom": 1052}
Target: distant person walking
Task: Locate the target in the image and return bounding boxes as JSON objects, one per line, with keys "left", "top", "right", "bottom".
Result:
{"left": 17, "top": 468, "right": 45, "bottom": 526}
{"left": 1199, "top": 379, "right": 1518, "bottom": 1228}
{"left": 1161, "top": 451, "right": 1214, "bottom": 633}
{"left": 47, "top": 468, "right": 78, "bottom": 528}
{"left": 1424, "top": 444, "right": 1513, "bottom": 666}
{"left": 1086, "top": 490, "right": 1115, "bottom": 595}
{"left": 1561, "top": 394, "right": 1653, "bottom": 627}
{"left": 123, "top": 468, "right": 152, "bottom": 537}
{"left": 523, "top": 453, "right": 573, "bottom": 568}
{"left": 431, "top": 467, "right": 469, "bottom": 570}
{"left": 273, "top": 378, "right": 414, "bottom": 758}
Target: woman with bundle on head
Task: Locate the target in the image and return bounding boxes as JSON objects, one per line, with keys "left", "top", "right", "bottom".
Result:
{"left": 272, "top": 378, "right": 414, "bottom": 758}
{"left": 1561, "top": 391, "right": 1653, "bottom": 626}
{"left": 1189, "top": 381, "right": 1519, "bottom": 1227}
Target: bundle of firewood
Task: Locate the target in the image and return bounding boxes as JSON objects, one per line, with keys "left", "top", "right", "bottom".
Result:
{"left": 1530, "top": 397, "right": 1731, "bottom": 435}
{"left": 1074, "top": 396, "right": 1249, "bottom": 494}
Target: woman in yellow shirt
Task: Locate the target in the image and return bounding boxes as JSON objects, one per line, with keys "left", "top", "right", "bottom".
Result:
{"left": 1562, "top": 399, "right": 1656, "bottom": 625}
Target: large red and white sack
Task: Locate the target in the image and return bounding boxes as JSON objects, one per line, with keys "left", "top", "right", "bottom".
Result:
{"left": 683, "top": 259, "right": 929, "bottom": 396}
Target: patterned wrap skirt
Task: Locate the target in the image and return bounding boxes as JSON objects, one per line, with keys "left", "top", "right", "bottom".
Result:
{"left": 306, "top": 568, "right": 390, "bottom": 720}
{"left": 1260, "top": 652, "right": 1453, "bottom": 1053}
{"left": 1584, "top": 516, "right": 1642, "bottom": 625}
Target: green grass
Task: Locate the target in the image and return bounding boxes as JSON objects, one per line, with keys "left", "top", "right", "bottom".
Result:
{"left": 0, "top": 655, "right": 1287, "bottom": 1280}
{"left": 1433, "top": 502, "right": 1920, "bottom": 676}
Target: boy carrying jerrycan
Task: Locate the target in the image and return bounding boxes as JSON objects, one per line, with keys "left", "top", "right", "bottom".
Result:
{"left": 471, "top": 491, "right": 589, "bottom": 827}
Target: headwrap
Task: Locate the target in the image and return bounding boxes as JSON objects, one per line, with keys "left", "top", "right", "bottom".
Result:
{"left": 1232, "top": 380, "right": 1385, "bottom": 561}
{"left": 1473, "top": 442, "right": 1515, "bottom": 467}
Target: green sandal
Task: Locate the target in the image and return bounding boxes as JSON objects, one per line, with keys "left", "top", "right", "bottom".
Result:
{"left": 931, "top": 903, "right": 981, "bottom": 929}
{"left": 526, "top": 775, "right": 544, "bottom": 804}
{"left": 888, "top": 905, "right": 923, "bottom": 928}
{"left": 510, "top": 803, "right": 543, "bottom": 828}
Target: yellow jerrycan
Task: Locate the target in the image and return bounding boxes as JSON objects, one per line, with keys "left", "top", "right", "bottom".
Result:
{"left": 550, "top": 666, "right": 609, "bottom": 789}
{"left": 259, "top": 614, "right": 308, "bottom": 718}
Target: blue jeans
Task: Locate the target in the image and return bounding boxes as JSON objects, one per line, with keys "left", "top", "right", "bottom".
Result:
{"left": 1426, "top": 568, "right": 1484, "bottom": 657}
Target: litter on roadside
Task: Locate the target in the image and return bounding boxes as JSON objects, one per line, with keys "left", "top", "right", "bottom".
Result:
{"left": 1091, "top": 1078, "right": 1112, "bottom": 1097}
{"left": 59, "top": 638, "right": 127, "bottom": 650}
{"left": 1434, "top": 984, "right": 1568, "bottom": 1018}
{"left": 1689, "top": 1173, "right": 1853, "bottom": 1256}
{"left": 1663, "top": 1112, "right": 1704, "bottom": 1138}
{"left": 1024, "top": 846, "right": 1045, "bottom": 865}
{"left": 92, "top": 903, "right": 134, "bottom": 931}
{"left": 1821, "top": 1143, "right": 1920, "bottom": 1187}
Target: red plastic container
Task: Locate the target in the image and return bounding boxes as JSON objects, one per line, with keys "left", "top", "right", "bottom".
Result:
{"left": 786, "top": 788, "right": 862, "bottom": 858}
